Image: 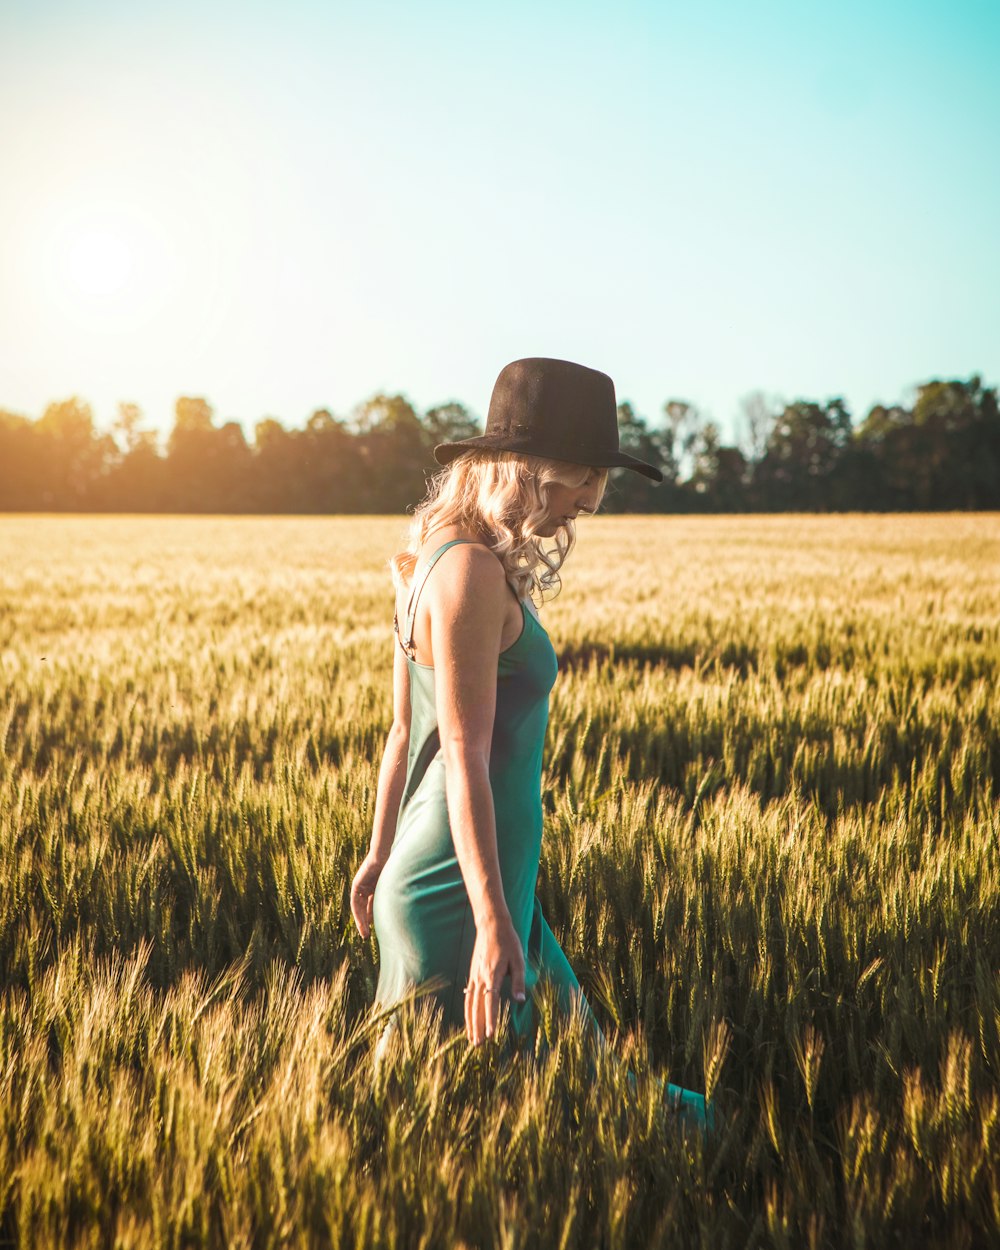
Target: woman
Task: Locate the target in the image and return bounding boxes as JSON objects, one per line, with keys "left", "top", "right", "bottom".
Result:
{"left": 351, "top": 357, "right": 710, "bottom": 1130}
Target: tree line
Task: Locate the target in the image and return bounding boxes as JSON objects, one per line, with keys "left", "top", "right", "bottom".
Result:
{"left": 1, "top": 374, "right": 997, "bottom": 513}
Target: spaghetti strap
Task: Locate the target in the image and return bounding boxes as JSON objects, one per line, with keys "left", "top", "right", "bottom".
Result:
{"left": 396, "top": 538, "right": 481, "bottom": 661}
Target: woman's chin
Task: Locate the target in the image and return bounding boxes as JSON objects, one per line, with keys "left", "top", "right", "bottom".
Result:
{"left": 534, "top": 519, "right": 572, "bottom": 540}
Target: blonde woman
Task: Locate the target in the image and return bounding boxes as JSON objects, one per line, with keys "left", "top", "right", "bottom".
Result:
{"left": 350, "top": 357, "right": 710, "bottom": 1129}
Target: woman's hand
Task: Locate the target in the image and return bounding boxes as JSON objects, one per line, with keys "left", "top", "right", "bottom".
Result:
{"left": 350, "top": 851, "right": 386, "bottom": 940}
{"left": 464, "top": 910, "right": 527, "bottom": 1045}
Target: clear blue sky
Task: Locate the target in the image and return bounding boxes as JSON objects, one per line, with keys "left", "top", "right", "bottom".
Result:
{"left": 1, "top": 0, "right": 997, "bottom": 446}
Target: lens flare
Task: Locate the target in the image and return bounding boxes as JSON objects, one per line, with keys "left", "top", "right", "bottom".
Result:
{"left": 63, "top": 225, "right": 135, "bottom": 299}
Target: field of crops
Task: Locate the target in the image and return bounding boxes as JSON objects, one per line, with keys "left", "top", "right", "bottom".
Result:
{"left": 2, "top": 513, "right": 999, "bottom": 1248}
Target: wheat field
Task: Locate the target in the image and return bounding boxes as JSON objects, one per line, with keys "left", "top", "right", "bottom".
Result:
{"left": 2, "top": 513, "right": 999, "bottom": 1249}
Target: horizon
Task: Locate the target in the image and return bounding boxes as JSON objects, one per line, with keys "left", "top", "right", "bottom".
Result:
{"left": 9, "top": 364, "right": 999, "bottom": 452}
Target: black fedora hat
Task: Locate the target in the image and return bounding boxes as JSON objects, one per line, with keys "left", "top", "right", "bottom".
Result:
{"left": 433, "top": 357, "right": 663, "bottom": 482}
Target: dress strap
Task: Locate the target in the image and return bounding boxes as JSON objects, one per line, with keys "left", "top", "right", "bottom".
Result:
{"left": 395, "top": 539, "right": 482, "bottom": 660}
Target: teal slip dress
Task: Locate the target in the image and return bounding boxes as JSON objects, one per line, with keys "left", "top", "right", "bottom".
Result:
{"left": 370, "top": 538, "right": 711, "bottom": 1131}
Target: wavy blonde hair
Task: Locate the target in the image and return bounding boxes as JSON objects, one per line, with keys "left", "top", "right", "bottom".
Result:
{"left": 390, "top": 451, "right": 609, "bottom": 603}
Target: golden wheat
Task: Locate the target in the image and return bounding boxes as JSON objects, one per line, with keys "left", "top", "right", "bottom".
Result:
{"left": 1, "top": 513, "right": 998, "bottom": 1247}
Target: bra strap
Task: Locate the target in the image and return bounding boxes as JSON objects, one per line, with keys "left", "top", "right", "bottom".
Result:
{"left": 398, "top": 539, "right": 481, "bottom": 659}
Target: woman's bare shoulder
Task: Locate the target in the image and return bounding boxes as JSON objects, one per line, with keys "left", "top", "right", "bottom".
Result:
{"left": 397, "top": 532, "right": 505, "bottom": 612}
{"left": 428, "top": 538, "right": 505, "bottom": 597}
{"left": 415, "top": 528, "right": 500, "bottom": 571}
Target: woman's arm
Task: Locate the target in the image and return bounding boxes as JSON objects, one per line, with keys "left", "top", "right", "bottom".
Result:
{"left": 428, "top": 545, "right": 511, "bottom": 929}
{"left": 350, "top": 598, "right": 411, "bottom": 941}
{"left": 368, "top": 603, "right": 412, "bottom": 865}
{"left": 424, "top": 545, "right": 527, "bottom": 1042}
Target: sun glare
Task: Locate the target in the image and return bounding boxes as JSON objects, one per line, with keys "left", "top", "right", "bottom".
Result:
{"left": 64, "top": 226, "right": 135, "bottom": 299}
{"left": 37, "top": 198, "right": 174, "bottom": 334}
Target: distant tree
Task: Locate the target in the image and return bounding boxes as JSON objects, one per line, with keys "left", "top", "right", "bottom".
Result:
{"left": 214, "top": 421, "right": 254, "bottom": 511}
{"left": 2, "top": 374, "right": 996, "bottom": 513}
{"left": 853, "top": 401, "right": 911, "bottom": 508}
{"left": 686, "top": 420, "right": 749, "bottom": 511}
{"left": 34, "top": 397, "right": 117, "bottom": 508}
{"left": 687, "top": 418, "right": 722, "bottom": 503}
{"left": 754, "top": 398, "right": 852, "bottom": 510}
{"left": 663, "top": 400, "right": 707, "bottom": 484}
{"left": 603, "top": 401, "right": 674, "bottom": 513}
{"left": 306, "top": 408, "right": 336, "bottom": 436}
{"left": 0, "top": 408, "right": 41, "bottom": 508}
{"left": 855, "top": 376, "right": 1000, "bottom": 509}
{"left": 102, "top": 403, "right": 166, "bottom": 510}
{"left": 737, "top": 390, "right": 780, "bottom": 466}
{"left": 712, "top": 445, "right": 751, "bottom": 510}
{"left": 166, "top": 397, "right": 252, "bottom": 512}
{"left": 299, "top": 408, "right": 364, "bottom": 512}
{"left": 352, "top": 393, "right": 432, "bottom": 513}
{"left": 424, "top": 401, "right": 480, "bottom": 448}
{"left": 910, "top": 376, "right": 999, "bottom": 508}
{"left": 171, "top": 396, "right": 214, "bottom": 439}
{"left": 252, "top": 418, "right": 300, "bottom": 512}
{"left": 113, "top": 402, "right": 146, "bottom": 455}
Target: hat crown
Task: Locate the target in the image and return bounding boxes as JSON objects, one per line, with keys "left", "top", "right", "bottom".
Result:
{"left": 485, "top": 357, "right": 619, "bottom": 454}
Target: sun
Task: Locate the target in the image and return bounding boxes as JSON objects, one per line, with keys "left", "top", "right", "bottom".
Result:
{"left": 63, "top": 225, "right": 136, "bottom": 299}
{"left": 37, "top": 198, "right": 174, "bottom": 333}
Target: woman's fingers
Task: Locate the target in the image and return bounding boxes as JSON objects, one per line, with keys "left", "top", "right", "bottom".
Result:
{"left": 472, "top": 984, "right": 483, "bottom": 1045}
{"left": 476, "top": 982, "right": 498, "bottom": 1044}
{"left": 508, "top": 944, "right": 527, "bottom": 1003}
{"left": 464, "top": 974, "right": 485, "bottom": 1045}
{"left": 465, "top": 922, "right": 528, "bottom": 1044}
{"left": 349, "top": 882, "right": 364, "bottom": 936}
{"left": 485, "top": 978, "right": 501, "bottom": 1039}
{"left": 462, "top": 978, "right": 505, "bottom": 1044}
{"left": 350, "top": 882, "right": 370, "bottom": 939}
{"left": 464, "top": 916, "right": 529, "bottom": 1044}
{"left": 350, "top": 856, "right": 384, "bottom": 939}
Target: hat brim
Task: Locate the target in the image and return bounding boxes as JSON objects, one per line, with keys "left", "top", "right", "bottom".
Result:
{"left": 432, "top": 435, "right": 664, "bottom": 483}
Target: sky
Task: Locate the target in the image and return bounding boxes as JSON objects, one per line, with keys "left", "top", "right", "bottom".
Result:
{"left": 1, "top": 0, "right": 998, "bottom": 448}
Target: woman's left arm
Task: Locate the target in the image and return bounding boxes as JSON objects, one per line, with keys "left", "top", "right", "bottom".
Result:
{"left": 368, "top": 629, "right": 411, "bottom": 863}
{"left": 350, "top": 601, "right": 411, "bottom": 940}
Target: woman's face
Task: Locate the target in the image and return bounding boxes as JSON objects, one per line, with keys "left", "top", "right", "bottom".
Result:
{"left": 536, "top": 466, "right": 605, "bottom": 537}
